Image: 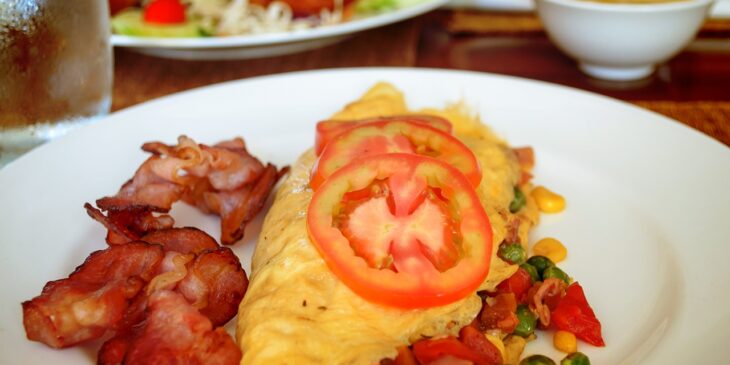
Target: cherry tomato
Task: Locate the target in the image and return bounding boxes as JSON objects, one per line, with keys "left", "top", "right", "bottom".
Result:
{"left": 311, "top": 120, "right": 480, "bottom": 190}
{"left": 496, "top": 267, "right": 533, "bottom": 302}
{"left": 307, "top": 154, "right": 492, "bottom": 308}
{"left": 144, "top": 0, "right": 186, "bottom": 24}
{"left": 314, "top": 115, "right": 453, "bottom": 156}
{"left": 552, "top": 282, "right": 605, "bottom": 347}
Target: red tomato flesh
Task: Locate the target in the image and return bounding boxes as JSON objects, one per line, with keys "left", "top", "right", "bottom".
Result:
{"left": 496, "top": 267, "right": 533, "bottom": 302}
{"left": 311, "top": 120, "right": 480, "bottom": 190}
{"left": 314, "top": 115, "right": 453, "bottom": 156}
{"left": 144, "top": 0, "right": 186, "bottom": 24}
{"left": 552, "top": 282, "right": 605, "bottom": 346}
{"left": 307, "top": 154, "right": 492, "bottom": 309}
{"left": 411, "top": 327, "right": 501, "bottom": 365}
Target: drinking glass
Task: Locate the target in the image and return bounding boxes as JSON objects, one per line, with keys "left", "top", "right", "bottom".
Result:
{"left": 0, "top": 1, "right": 113, "bottom": 166}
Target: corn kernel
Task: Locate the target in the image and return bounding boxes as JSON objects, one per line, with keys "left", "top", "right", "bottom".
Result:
{"left": 531, "top": 186, "right": 566, "bottom": 213}
{"left": 554, "top": 330, "right": 578, "bottom": 353}
{"left": 533, "top": 237, "right": 567, "bottom": 263}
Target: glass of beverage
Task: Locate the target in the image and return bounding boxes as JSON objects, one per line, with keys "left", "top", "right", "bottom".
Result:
{"left": 0, "top": 1, "right": 113, "bottom": 166}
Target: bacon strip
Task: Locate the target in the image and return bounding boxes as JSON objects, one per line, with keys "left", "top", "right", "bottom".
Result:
{"left": 529, "top": 278, "right": 567, "bottom": 327}
{"left": 512, "top": 146, "right": 535, "bottom": 185}
{"left": 201, "top": 163, "right": 282, "bottom": 244}
{"left": 98, "top": 291, "right": 242, "bottom": 365}
{"left": 89, "top": 136, "right": 286, "bottom": 245}
{"left": 176, "top": 247, "right": 249, "bottom": 327}
{"left": 22, "top": 243, "right": 164, "bottom": 348}
{"left": 140, "top": 227, "right": 219, "bottom": 254}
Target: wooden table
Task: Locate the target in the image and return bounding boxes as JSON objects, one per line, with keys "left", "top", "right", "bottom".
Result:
{"left": 113, "top": 10, "right": 730, "bottom": 146}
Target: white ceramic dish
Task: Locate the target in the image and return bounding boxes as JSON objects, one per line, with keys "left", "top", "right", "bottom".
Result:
{"left": 535, "top": 0, "right": 713, "bottom": 81}
{"left": 447, "top": 0, "right": 730, "bottom": 18}
{"left": 111, "top": 0, "right": 446, "bottom": 60}
{"left": 1, "top": 68, "right": 729, "bottom": 364}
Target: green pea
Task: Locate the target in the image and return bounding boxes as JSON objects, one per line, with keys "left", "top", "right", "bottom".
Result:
{"left": 526, "top": 255, "right": 555, "bottom": 276}
{"left": 509, "top": 186, "right": 526, "bottom": 213}
{"left": 514, "top": 304, "right": 537, "bottom": 337}
{"left": 543, "top": 266, "right": 570, "bottom": 284}
{"left": 520, "top": 354, "right": 557, "bottom": 365}
{"left": 561, "top": 352, "right": 591, "bottom": 365}
{"left": 520, "top": 263, "right": 540, "bottom": 283}
{"left": 499, "top": 243, "right": 527, "bottom": 264}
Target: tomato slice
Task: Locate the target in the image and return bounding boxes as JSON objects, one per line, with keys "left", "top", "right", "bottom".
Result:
{"left": 311, "top": 120, "right": 480, "bottom": 190}
{"left": 314, "top": 115, "right": 453, "bottom": 156}
{"left": 307, "top": 154, "right": 492, "bottom": 308}
{"left": 144, "top": 0, "right": 186, "bottom": 24}
{"left": 552, "top": 282, "right": 605, "bottom": 346}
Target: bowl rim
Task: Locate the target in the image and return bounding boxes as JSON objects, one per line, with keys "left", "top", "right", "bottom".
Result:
{"left": 536, "top": 0, "right": 714, "bottom": 12}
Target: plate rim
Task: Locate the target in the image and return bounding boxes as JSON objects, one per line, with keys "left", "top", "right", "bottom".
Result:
{"left": 2, "top": 67, "right": 729, "bottom": 364}
{"left": 110, "top": 0, "right": 448, "bottom": 49}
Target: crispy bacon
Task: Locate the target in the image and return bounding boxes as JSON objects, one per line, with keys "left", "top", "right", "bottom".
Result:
{"left": 140, "top": 227, "right": 219, "bottom": 254}
{"left": 98, "top": 291, "right": 242, "bottom": 365}
{"left": 85, "top": 203, "right": 174, "bottom": 244}
{"left": 504, "top": 218, "right": 521, "bottom": 244}
{"left": 176, "top": 247, "right": 249, "bottom": 327}
{"left": 527, "top": 278, "right": 567, "bottom": 327}
{"left": 200, "top": 163, "right": 282, "bottom": 244}
{"left": 22, "top": 243, "right": 164, "bottom": 348}
{"left": 512, "top": 147, "right": 535, "bottom": 185}
{"left": 89, "top": 136, "right": 286, "bottom": 245}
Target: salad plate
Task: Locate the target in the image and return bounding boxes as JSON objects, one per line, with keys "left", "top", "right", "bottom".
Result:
{"left": 111, "top": 0, "right": 447, "bottom": 60}
{"left": 1, "top": 68, "right": 729, "bottom": 363}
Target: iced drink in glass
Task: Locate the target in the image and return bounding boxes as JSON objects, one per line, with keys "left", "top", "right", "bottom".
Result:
{"left": 0, "top": 1, "right": 113, "bottom": 166}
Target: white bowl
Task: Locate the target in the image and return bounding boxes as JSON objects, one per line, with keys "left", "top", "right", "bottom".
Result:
{"left": 535, "top": 0, "right": 714, "bottom": 80}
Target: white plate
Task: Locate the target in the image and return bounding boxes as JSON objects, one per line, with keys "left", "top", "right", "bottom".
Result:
{"left": 111, "top": 0, "right": 447, "bottom": 60}
{"left": 1, "top": 68, "right": 729, "bottom": 364}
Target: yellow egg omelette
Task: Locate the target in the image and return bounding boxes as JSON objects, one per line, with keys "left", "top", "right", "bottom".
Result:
{"left": 236, "top": 82, "right": 540, "bottom": 365}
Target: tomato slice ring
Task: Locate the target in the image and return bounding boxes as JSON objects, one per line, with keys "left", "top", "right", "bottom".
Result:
{"left": 307, "top": 154, "right": 492, "bottom": 308}
{"left": 310, "top": 120, "right": 481, "bottom": 190}
{"left": 314, "top": 115, "right": 453, "bottom": 156}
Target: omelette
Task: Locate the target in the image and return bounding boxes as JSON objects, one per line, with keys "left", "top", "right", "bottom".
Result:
{"left": 236, "top": 83, "right": 540, "bottom": 365}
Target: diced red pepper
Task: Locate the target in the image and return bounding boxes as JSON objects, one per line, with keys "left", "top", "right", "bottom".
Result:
{"left": 412, "top": 328, "right": 502, "bottom": 365}
{"left": 496, "top": 267, "right": 533, "bottom": 302}
{"left": 552, "top": 282, "right": 605, "bottom": 346}
{"left": 459, "top": 326, "right": 502, "bottom": 365}
{"left": 480, "top": 293, "right": 519, "bottom": 333}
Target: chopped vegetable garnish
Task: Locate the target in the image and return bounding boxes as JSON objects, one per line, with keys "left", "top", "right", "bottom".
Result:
{"left": 531, "top": 186, "right": 566, "bottom": 213}
{"left": 552, "top": 283, "right": 605, "bottom": 346}
{"left": 533, "top": 237, "right": 568, "bottom": 263}
{"left": 509, "top": 186, "right": 527, "bottom": 213}
{"left": 520, "top": 354, "right": 557, "bottom": 365}
{"left": 561, "top": 352, "right": 591, "bottom": 365}
{"left": 553, "top": 330, "right": 578, "bottom": 353}
{"left": 499, "top": 242, "right": 527, "bottom": 265}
